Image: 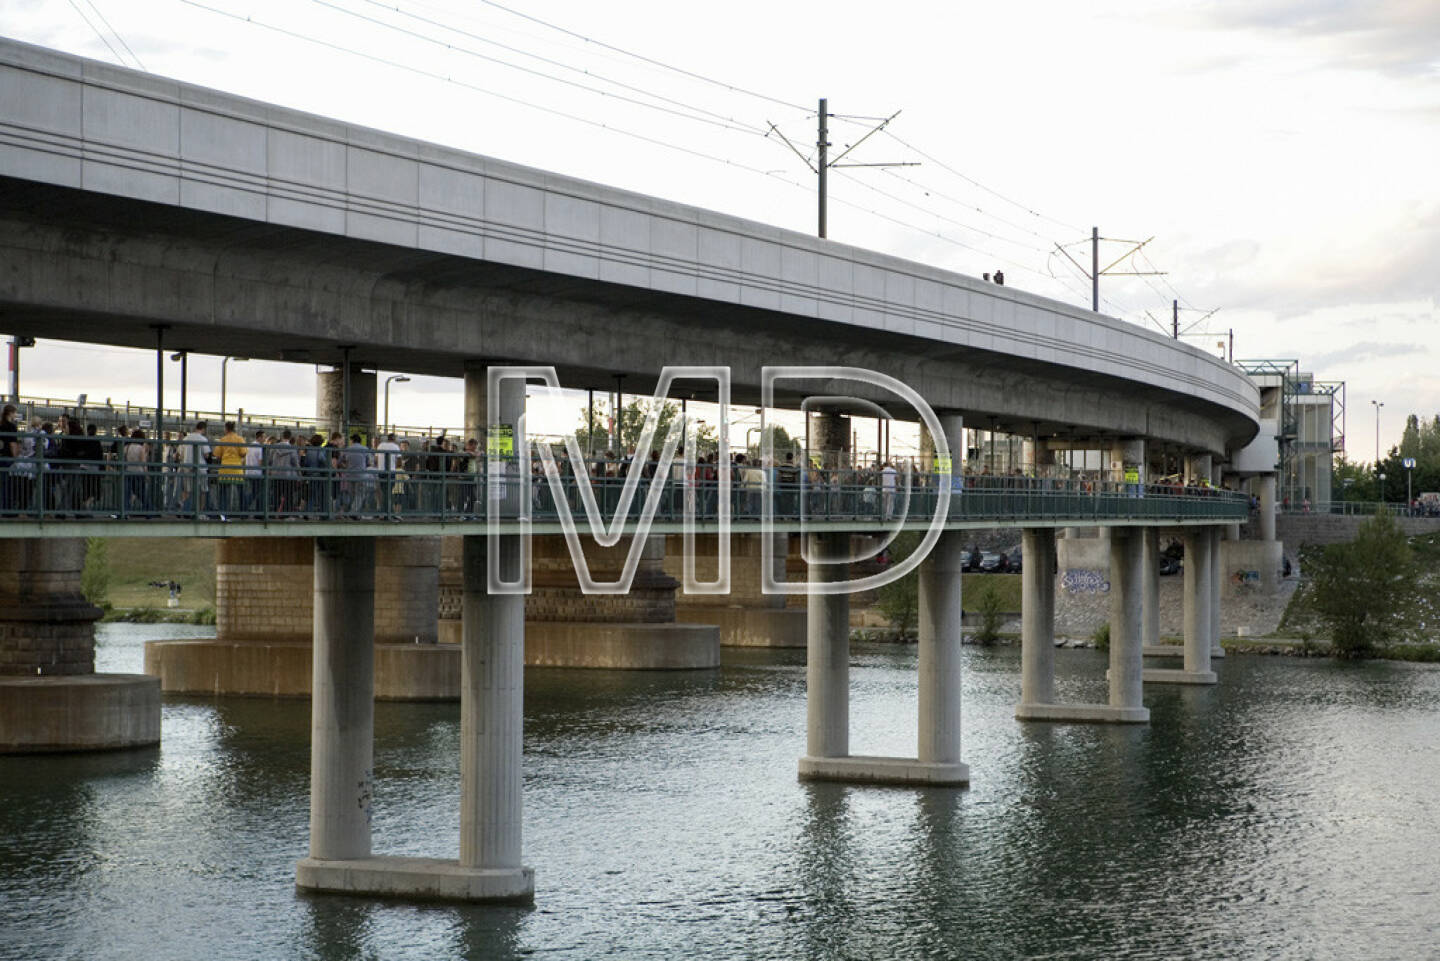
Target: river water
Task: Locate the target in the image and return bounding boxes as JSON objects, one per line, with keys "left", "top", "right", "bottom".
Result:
{"left": 3, "top": 625, "right": 1439, "bottom": 960}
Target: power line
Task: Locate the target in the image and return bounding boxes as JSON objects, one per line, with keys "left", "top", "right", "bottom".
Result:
{"left": 474, "top": 0, "right": 810, "bottom": 113}
{"left": 81, "top": 0, "right": 145, "bottom": 70}
{"left": 832, "top": 168, "right": 1051, "bottom": 257}
{"left": 876, "top": 166, "right": 1060, "bottom": 245}
{"left": 66, "top": 0, "right": 126, "bottom": 67}
{"left": 312, "top": 0, "right": 767, "bottom": 137}
{"left": 879, "top": 128, "right": 1085, "bottom": 234}
{"left": 181, "top": 1, "right": 800, "bottom": 183}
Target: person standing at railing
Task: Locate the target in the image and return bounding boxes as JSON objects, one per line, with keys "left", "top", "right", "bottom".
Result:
{"left": 271, "top": 430, "right": 300, "bottom": 515}
{"left": 217, "top": 423, "right": 246, "bottom": 516}
{"left": 881, "top": 461, "right": 898, "bottom": 519}
{"left": 178, "top": 422, "right": 212, "bottom": 516}
{"left": 302, "top": 434, "right": 328, "bottom": 518}
{"left": 79, "top": 423, "right": 105, "bottom": 511}
{"left": 123, "top": 428, "right": 149, "bottom": 515}
{"left": 459, "top": 438, "right": 479, "bottom": 518}
{"left": 377, "top": 433, "right": 401, "bottom": 518}
{"left": 0, "top": 404, "right": 18, "bottom": 513}
{"left": 776, "top": 452, "right": 800, "bottom": 520}
{"left": 341, "top": 434, "right": 373, "bottom": 515}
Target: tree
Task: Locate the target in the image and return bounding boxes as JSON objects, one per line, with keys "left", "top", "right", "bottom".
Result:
{"left": 572, "top": 398, "right": 717, "bottom": 459}
{"left": 748, "top": 424, "right": 802, "bottom": 463}
{"left": 1306, "top": 511, "right": 1417, "bottom": 657}
{"left": 874, "top": 531, "right": 921, "bottom": 640}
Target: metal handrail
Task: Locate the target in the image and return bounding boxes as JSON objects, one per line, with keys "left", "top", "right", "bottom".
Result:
{"left": 0, "top": 434, "right": 1250, "bottom": 526}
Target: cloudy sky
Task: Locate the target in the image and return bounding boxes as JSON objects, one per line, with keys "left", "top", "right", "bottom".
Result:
{"left": 2, "top": 0, "right": 1436, "bottom": 461}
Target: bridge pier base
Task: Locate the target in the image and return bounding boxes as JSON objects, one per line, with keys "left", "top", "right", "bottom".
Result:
{"left": 1147, "top": 528, "right": 1218, "bottom": 685}
{"left": 1018, "top": 526, "right": 1149, "bottom": 724}
{"left": 800, "top": 412, "right": 969, "bottom": 787}
{"left": 0, "top": 538, "right": 159, "bottom": 753}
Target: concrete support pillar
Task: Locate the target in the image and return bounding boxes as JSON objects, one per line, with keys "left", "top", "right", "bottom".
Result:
{"left": 454, "top": 365, "right": 534, "bottom": 897}
{"left": 1110, "top": 437, "right": 1145, "bottom": 485}
{"left": 0, "top": 539, "right": 159, "bottom": 753}
{"left": 1141, "top": 526, "right": 1160, "bottom": 649}
{"left": 810, "top": 410, "right": 851, "bottom": 471}
{"left": 917, "top": 531, "right": 964, "bottom": 764}
{"left": 1108, "top": 527, "right": 1144, "bottom": 711}
{"left": 1208, "top": 526, "right": 1224, "bottom": 658}
{"left": 316, "top": 365, "right": 377, "bottom": 438}
{"left": 308, "top": 536, "right": 375, "bottom": 861}
{"left": 1183, "top": 530, "right": 1212, "bottom": 675}
{"left": 1186, "top": 453, "right": 1213, "bottom": 487}
{"left": 766, "top": 532, "right": 788, "bottom": 610}
{"left": 1019, "top": 527, "right": 1056, "bottom": 706}
{"left": 459, "top": 535, "right": 524, "bottom": 871}
{"left": 1259, "top": 474, "right": 1277, "bottom": 542}
{"left": 804, "top": 531, "right": 850, "bottom": 761}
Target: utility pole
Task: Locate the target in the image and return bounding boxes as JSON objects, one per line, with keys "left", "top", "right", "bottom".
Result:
{"left": 1092, "top": 226, "right": 1099, "bottom": 312}
{"left": 767, "top": 100, "right": 915, "bottom": 240}
{"left": 817, "top": 98, "right": 828, "bottom": 239}
{"left": 1172, "top": 300, "right": 1179, "bottom": 339}
{"left": 1054, "top": 229, "right": 1165, "bottom": 315}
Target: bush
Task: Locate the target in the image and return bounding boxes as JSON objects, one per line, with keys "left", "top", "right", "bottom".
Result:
{"left": 1092, "top": 622, "right": 1110, "bottom": 650}
{"left": 81, "top": 538, "right": 109, "bottom": 606}
{"left": 1307, "top": 511, "right": 1417, "bottom": 658}
{"left": 972, "top": 580, "right": 1006, "bottom": 645}
{"left": 874, "top": 532, "right": 921, "bottom": 641}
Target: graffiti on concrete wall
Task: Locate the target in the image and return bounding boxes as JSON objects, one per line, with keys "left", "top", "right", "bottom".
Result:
{"left": 1061, "top": 569, "right": 1110, "bottom": 594}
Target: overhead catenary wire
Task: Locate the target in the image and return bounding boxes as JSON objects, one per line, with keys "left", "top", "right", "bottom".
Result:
{"left": 474, "top": 0, "right": 810, "bottom": 113}
{"left": 312, "top": 0, "right": 769, "bottom": 137}
{"left": 181, "top": 1, "right": 808, "bottom": 186}
{"left": 65, "top": 0, "right": 128, "bottom": 68}
{"left": 80, "top": 0, "right": 146, "bottom": 70}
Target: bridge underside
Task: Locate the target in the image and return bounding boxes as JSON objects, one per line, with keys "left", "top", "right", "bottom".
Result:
{"left": 0, "top": 177, "right": 1244, "bottom": 452}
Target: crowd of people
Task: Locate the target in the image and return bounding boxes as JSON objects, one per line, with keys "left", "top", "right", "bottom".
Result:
{"left": 0, "top": 406, "right": 1240, "bottom": 521}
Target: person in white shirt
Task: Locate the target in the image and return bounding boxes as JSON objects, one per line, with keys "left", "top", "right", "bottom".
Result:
{"left": 179, "top": 422, "right": 212, "bottom": 515}
{"left": 376, "top": 433, "right": 402, "bottom": 516}
{"left": 881, "top": 461, "right": 898, "bottom": 518}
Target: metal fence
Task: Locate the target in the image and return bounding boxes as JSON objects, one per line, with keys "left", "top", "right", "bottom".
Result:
{"left": 0, "top": 434, "right": 1249, "bottom": 526}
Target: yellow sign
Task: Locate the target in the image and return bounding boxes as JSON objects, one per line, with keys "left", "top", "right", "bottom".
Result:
{"left": 935, "top": 454, "right": 953, "bottom": 474}
{"left": 487, "top": 425, "right": 514, "bottom": 457}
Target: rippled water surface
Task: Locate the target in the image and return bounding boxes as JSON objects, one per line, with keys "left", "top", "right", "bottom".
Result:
{"left": 4, "top": 625, "right": 1440, "bottom": 960}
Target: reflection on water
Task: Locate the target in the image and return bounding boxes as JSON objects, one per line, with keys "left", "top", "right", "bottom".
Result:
{"left": 2, "top": 624, "right": 1440, "bottom": 960}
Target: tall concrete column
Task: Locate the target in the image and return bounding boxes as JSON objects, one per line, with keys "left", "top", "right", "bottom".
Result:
{"left": 1208, "top": 526, "right": 1224, "bottom": 658}
{"left": 1109, "top": 437, "right": 1145, "bottom": 485}
{"left": 810, "top": 410, "right": 851, "bottom": 471}
{"left": 1019, "top": 527, "right": 1056, "bottom": 706}
{"left": 456, "top": 365, "right": 533, "bottom": 898}
{"left": 308, "top": 536, "right": 375, "bottom": 861}
{"left": 766, "top": 533, "right": 788, "bottom": 610}
{"left": 1259, "top": 473, "right": 1277, "bottom": 542}
{"left": 1141, "top": 526, "right": 1160, "bottom": 649}
{"left": 804, "top": 531, "right": 850, "bottom": 761}
{"left": 1108, "top": 527, "right": 1145, "bottom": 712}
{"left": 917, "top": 532, "right": 965, "bottom": 765}
{"left": 317, "top": 365, "right": 377, "bottom": 438}
{"left": 459, "top": 535, "right": 524, "bottom": 872}
{"left": 1186, "top": 453, "right": 1213, "bottom": 487}
{"left": 1183, "top": 530, "right": 1212, "bottom": 675}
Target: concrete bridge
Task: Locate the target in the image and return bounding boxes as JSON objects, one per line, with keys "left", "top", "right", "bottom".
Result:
{"left": 0, "top": 37, "right": 1282, "bottom": 904}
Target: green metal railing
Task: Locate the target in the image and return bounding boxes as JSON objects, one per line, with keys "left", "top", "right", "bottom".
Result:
{"left": 0, "top": 433, "right": 1250, "bottom": 528}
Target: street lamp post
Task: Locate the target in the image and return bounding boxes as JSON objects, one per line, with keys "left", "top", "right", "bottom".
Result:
{"left": 383, "top": 375, "right": 411, "bottom": 434}
{"left": 169, "top": 350, "right": 189, "bottom": 424}
{"left": 220, "top": 356, "right": 249, "bottom": 425}
{"left": 1371, "top": 399, "right": 1384, "bottom": 506}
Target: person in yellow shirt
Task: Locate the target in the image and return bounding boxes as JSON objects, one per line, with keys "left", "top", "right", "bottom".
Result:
{"left": 215, "top": 421, "right": 246, "bottom": 516}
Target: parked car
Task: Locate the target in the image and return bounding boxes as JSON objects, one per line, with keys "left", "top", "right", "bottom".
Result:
{"left": 1159, "top": 555, "right": 1180, "bottom": 576}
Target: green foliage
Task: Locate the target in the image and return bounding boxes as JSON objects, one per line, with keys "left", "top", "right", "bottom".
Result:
{"left": 572, "top": 398, "right": 718, "bottom": 458}
{"left": 972, "top": 580, "right": 1006, "bottom": 645}
{"left": 1092, "top": 622, "right": 1110, "bottom": 650}
{"left": 1378, "top": 643, "right": 1440, "bottom": 663}
{"left": 875, "top": 531, "right": 921, "bottom": 641}
{"left": 81, "top": 538, "right": 109, "bottom": 606}
{"left": 1337, "top": 411, "right": 1440, "bottom": 504}
{"left": 1307, "top": 511, "right": 1417, "bottom": 657}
